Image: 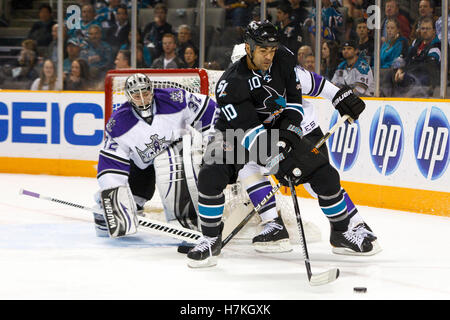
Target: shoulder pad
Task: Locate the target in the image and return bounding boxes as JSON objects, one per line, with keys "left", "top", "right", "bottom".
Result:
{"left": 215, "top": 64, "right": 250, "bottom": 105}
{"left": 105, "top": 102, "right": 139, "bottom": 138}
{"left": 154, "top": 88, "right": 187, "bottom": 114}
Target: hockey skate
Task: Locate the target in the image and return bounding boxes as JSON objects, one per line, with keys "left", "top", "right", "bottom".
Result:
{"left": 330, "top": 222, "right": 381, "bottom": 256}
{"left": 252, "top": 216, "right": 292, "bottom": 253}
{"left": 187, "top": 233, "right": 222, "bottom": 268}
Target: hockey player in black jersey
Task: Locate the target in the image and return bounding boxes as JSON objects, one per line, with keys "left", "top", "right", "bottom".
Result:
{"left": 187, "top": 21, "right": 378, "bottom": 268}
{"left": 188, "top": 20, "right": 307, "bottom": 267}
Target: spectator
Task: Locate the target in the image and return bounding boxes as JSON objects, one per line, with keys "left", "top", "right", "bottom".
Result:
{"left": 297, "top": 45, "right": 313, "bottom": 67}
{"left": 217, "top": 0, "right": 255, "bottom": 27}
{"left": 183, "top": 45, "right": 199, "bottom": 68}
{"left": 391, "top": 17, "right": 441, "bottom": 97}
{"left": 27, "top": 4, "right": 56, "bottom": 47}
{"left": 275, "top": 2, "right": 304, "bottom": 54}
{"left": 150, "top": 33, "right": 185, "bottom": 69}
{"left": 380, "top": 18, "right": 408, "bottom": 69}
{"left": 304, "top": 54, "right": 315, "bottom": 72}
{"left": 96, "top": 0, "right": 121, "bottom": 27}
{"left": 355, "top": 18, "right": 374, "bottom": 66}
{"left": 104, "top": 4, "right": 130, "bottom": 55}
{"left": 135, "top": 44, "right": 148, "bottom": 68}
{"left": 435, "top": 8, "right": 450, "bottom": 45}
{"left": 288, "top": 0, "right": 309, "bottom": 26}
{"left": 64, "top": 58, "right": 92, "bottom": 91}
{"left": 80, "top": 24, "right": 113, "bottom": 79}
{"left": 204, "top": 61, "right": 222, "bottom": 70}
{"left": 12, "top": 39, "right": 38, "bottom": 81}
{"left": 332, "top": 40, "right": 374, "bottom": 96}
{"left": 321, "top": 40, "right": 340, "bottom": 81}
{"left": 64, "top": 37, "right": 85, "bottom": 74}
{"left": 142, "top": 3, "right": 173, "bottom": 59}
{"left": 68, "top": 4, "right": 101, "bottom": 40}
{"left": 381, "top": 0, "right": 411, "bottom": 40}
{"left": 409, "top": 0, "right": 438, "bottom": 43}
{"left": 120, "top": 30, "right": 153, "bottom": 67}
{"left": 176, "top": 25, "right": 195, "bottom": 60}
{"left": 114, "top": 49, "right": 131, "bottom": 69}
{"left": 304, "top": 0, "right": 343, "bottom": 44}
{"left": 30, "top": 59, "right": 57, "bottom": 90}
{"left": 47, "top": 24, "right": 68, "bottom": 65}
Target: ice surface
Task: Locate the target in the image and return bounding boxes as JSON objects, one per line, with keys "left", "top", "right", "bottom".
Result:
{"left": 0, "top": 173, "right": 449, "bottom": 300}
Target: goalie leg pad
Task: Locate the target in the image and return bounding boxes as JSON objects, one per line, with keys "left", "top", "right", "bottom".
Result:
{"left": 101, "top": 186, "right": 139, "bottom": 237}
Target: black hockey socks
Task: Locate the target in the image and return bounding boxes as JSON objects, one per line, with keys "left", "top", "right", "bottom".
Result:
{"left": 198, "top": 191, "right": 225, "bottom": 237}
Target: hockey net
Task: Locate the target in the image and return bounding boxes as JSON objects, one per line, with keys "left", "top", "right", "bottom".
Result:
{"left": 104, "top": 68, "right": 321, "bottom": 244}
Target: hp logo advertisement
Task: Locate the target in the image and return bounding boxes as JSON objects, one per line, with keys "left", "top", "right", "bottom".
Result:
{"left": 414, "top": 106, "right": 449, "bottom": 180}
{"left": 328, "top": 111, "right": 360, "bottom": 171}
{"left": 369, "top": 105, "right": 404, "bottom": 176}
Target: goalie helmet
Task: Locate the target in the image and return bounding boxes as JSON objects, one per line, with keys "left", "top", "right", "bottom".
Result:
{"left": 244, "top": 20, "right": 279, "bottom": 53}
{"left": 124, "top": 73, "right": 154, "bottom": 120}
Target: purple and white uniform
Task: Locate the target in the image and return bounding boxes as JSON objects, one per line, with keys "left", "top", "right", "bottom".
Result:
{"left": 97, "top": 88, "right": 217, "bottom": 190}
{"left": 295, "top": 66, "right": 340, "bottom": 136}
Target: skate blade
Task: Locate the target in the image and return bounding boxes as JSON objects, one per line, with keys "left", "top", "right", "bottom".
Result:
{"left": 332, "top": 240, "right": 382, "bottom": 256}
{"left": 253, "top": 239, "right": 293, "bottom": 253}
{"left": 187, "top": 256, "right": 218, "bottom": 268}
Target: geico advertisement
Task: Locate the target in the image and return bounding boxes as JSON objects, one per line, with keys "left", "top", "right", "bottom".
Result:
{"left": 0, "top": 91, "right": 104, "bottom": 160}
{"left": 307, "top": 98, "right": 450, "bottom": 193}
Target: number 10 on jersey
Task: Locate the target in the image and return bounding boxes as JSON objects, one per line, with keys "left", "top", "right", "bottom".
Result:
{"left": 221, "top": 104, "right": 238, "bottom": 121}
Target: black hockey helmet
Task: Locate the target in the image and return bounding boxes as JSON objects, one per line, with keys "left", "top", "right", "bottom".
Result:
{"left": 244, "top": 20, "right": 279, "bottom": 52}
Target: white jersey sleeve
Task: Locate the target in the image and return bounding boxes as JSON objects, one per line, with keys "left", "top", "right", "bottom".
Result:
{"left": 295, "top": 66, "right": 339, "bottom": 101}
{"left": 183, "top": 91, "right": 219, "bottom": 134}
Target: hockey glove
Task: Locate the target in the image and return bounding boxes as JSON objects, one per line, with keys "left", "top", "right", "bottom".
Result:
{"left": 265, "top": 139, "right": 302, "bottom": 186}
{"left": 332, "top": 85, "right": 365, "bottom": 120}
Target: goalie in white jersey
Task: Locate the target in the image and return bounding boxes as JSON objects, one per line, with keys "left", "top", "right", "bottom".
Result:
{"left": 94, "top": 73, "right": 218, "bottom": 237}
{"left": 94, "top": 73, "right": 298, "bottom": 254}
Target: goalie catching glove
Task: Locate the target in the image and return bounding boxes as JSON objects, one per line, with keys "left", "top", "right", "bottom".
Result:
{"left": 100, "top": 185, "right": 139, "bottom": 237}
{"left": 332, "top": 85, "right": 365, "bottom": 120}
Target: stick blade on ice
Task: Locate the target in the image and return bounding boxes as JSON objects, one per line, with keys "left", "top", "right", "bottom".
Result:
{"left": 309, "top": 268, "right": 340, "bottom": 286}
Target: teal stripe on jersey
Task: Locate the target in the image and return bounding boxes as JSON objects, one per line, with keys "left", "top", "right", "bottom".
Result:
{"left": 321, "top": 198, "right": 347, "bottom": 216}
{"left": 285, "top": 104, "right": 304, "bottom": 116}
{"left": 242, "top": 125, "right": 265, "bottom": 150}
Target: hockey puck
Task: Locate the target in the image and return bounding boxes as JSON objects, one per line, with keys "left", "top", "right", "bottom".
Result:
{"left": 353, "top": 287, "right": 367, "bottom": 293}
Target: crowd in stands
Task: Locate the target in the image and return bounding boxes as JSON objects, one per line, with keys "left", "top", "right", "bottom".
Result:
{"left": 0, "top": 0, "right": 446, "bottom": 98}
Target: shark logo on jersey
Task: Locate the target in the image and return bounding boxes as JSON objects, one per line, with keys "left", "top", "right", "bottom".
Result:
{"left": 259, "top": 85, "right": 286, "bottom": 124}
{"left": 414, "top": 106, "right": 449, "bottom": 180}
{"left": 170, "top": 90, "right": 184, "bottom": 103}
{"left": 369, "top": 105, "right": 404, "bottom": 176}
{"left": 136, "top": 134, "right": 171, "bottom": 163}
{"left": 328, "top": 111, "right": 360, "bottom": 171}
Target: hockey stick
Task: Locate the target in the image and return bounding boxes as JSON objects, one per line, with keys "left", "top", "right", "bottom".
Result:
{"left": 19, "top": 189, "right": 202, "bottom": 243}
{"left": 221, "top": 114, "right": 353, "bottom": 248}
{"left": 287, "top": 177, "right": 339, "bottom": 286}
{"left": 221, "top": 182, "right": 282, "bottom": 248}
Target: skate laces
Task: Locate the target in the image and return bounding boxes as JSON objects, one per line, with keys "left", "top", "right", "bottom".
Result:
{"left": 260, "top": 220, "right": 283, "bottom": 236}
{"left": 343, "top": 224, "right": 368, "bottom": 249}
{"left": 193, "top": 236, "right": 217, "bottom": 254}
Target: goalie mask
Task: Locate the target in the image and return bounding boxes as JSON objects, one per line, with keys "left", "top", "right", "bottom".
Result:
{"left": 125, "top": 73, "right": 154, "bottom": 120}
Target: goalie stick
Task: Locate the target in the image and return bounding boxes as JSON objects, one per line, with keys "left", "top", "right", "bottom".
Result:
{"left": 19, "top": 189, "right": 202, "bottom": 243}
